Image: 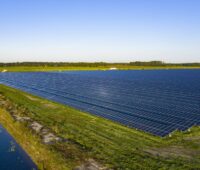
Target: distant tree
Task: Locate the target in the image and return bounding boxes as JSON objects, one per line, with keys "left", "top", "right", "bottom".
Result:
{"left": 0, "top": 61, "right": 199, "bottom": 67}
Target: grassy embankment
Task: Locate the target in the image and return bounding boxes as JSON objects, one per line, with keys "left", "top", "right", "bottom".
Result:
{"left": 1, "top": 65, "right": 200, "bottom": 72}
{"left": 0, "top": 108, "right": 70, "bottom": 170}
{"left": 0, "top": 84, "right": 200, "bottom": 169}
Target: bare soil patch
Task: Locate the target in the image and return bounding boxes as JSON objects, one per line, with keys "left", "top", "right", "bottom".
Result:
{"left": 42, "top": 103, "right": 58, "bottom": 109}
{"left": 184, "top": 136, "right": 200, "bottom": 141}
{"left": 145, "top": 146, "right": 200, "bottom": 159}
{"left": 24, "top": 94, "right": 39, "bottom": 101}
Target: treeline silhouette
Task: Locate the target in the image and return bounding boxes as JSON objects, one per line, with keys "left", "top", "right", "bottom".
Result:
{"left": 0, "top": 61, "right": 200, "bottom": 67}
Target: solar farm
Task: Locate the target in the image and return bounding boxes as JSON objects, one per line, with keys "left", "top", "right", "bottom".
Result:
{"left": 0, "top": 70, "right": 200, "bottom": 137}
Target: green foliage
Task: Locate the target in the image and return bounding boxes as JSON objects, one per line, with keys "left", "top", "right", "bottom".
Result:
{"left": 0, "top": 61, "right": 200, "bottom": 67}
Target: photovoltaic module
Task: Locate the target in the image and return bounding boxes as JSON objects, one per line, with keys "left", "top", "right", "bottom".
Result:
{"left": 0, "top": 70, "right": 200, "bottom": 137}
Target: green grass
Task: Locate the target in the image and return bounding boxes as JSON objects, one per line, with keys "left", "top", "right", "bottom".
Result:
{"left": 0, "top": 108, "right": 71, "bottom": 170}
{"left": 0, "top": 84, "right": 200, "bottom": 169}
{"left": 1, "top": 65, "right": 200, "bottom": 72}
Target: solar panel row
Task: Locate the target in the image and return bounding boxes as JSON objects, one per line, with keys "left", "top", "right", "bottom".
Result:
{"left": 0, "top": 70, "right": 200, "bottom": 137}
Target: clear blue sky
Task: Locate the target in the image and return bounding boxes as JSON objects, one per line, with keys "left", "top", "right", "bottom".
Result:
{"left": 0, "top": 0, "right": 200, "bottom": 63}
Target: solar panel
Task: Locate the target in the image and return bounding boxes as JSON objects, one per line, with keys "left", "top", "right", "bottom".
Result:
{"left": 0, "top": 70, "right": 200, "bottom": 137}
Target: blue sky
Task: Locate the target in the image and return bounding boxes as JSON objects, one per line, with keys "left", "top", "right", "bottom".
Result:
{"left": 0, "top": 0, "right": 200, "bottom": 63}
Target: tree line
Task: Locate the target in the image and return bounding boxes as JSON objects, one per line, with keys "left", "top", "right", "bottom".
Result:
{"left": 0, "top": 61, "right": 200, "bottom": 67}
